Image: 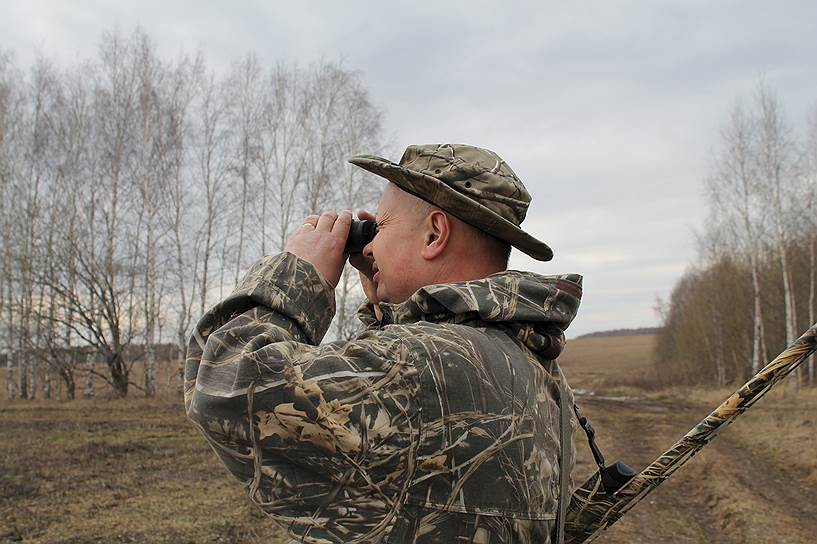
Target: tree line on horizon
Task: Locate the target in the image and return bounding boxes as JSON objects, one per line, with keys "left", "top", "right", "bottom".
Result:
{"left": 0, "top": 28, "right": 386, "bottom": 400}
{"left": 655, "top": 84, "right": 816, "bottom": 387}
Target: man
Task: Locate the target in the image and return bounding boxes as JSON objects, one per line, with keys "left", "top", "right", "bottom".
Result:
{"left": 185, "top": 143, "right": 582, "bottom": 543}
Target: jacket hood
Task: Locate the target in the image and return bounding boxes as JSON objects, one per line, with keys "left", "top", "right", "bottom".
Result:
{"left": 372, "top": 271, "right": 582, "bottom": 360}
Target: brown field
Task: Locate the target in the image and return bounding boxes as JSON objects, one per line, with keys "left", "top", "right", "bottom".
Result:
{"left": 0, "top": 363, "right": 287, "bottom": 544}
{"left": 2, "top": 336, "right": 816, "bottom": 543}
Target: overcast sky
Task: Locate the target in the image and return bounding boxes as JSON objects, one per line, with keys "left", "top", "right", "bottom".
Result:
{"left": 2, "top": 1, "right": 816, "bottom": 337}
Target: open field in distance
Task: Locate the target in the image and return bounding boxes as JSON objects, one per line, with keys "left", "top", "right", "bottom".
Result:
{"left": 2, "top": 334, "right": 816, "bottom": 543}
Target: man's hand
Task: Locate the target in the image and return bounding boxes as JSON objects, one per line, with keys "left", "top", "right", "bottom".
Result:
{"left": 285, "top": 211, "right": 351, "bottom": 288}
{"left": 348, "top": 209, "right": 383, "bottom": 320}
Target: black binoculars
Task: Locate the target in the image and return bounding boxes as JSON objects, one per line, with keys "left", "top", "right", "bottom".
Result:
{"left": 344, "top": 220, "right": 378, "bottom": 253}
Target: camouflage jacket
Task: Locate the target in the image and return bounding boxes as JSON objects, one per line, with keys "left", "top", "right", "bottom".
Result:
{"left": 185, "top": 252, "right": 582, "bottom": 543}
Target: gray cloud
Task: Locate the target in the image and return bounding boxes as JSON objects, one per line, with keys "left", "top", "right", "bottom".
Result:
{"left": 2, "top": 0, "right": 815, "bottom": 336}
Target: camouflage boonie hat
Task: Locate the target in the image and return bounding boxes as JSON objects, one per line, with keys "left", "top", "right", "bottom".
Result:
{"left": 349, "top": 143, "right": 553, "bottom": 261}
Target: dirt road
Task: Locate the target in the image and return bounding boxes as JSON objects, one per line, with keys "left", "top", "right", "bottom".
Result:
{"left": 569, "top": 393, "right": 817, "bottom": 543}
{"left": 561, "top": 335, "right": 817, "bottom": 544}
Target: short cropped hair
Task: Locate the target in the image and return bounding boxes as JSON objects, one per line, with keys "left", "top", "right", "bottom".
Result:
{"left": 409, "top": 198, "right": 510, "bottom": 270}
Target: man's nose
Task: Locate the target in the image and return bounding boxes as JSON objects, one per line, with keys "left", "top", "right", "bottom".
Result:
{"left": 362, "top": 241, "right": 374, "bottom": 258}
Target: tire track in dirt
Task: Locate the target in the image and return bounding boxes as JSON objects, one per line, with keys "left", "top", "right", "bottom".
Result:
{"left": 699, "top": 432, "right": 817, "bottom": 543}
{"left": 570, "top": 393, "right": 817, "bottom": 543}
{"left": 572, "top": 394, "right": 727, "bottom": 543}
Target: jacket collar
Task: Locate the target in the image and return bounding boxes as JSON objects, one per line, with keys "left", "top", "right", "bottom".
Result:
{"left": 360, "top": 271, "right": 582, "bottom": 360}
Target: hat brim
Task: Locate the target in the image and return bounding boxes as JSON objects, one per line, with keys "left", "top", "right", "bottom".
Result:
{"left": 349, "top": 154, "right": 554, "bottom": 261}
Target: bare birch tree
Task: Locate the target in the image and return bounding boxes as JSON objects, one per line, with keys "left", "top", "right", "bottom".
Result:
{"left": 163, "top": 55, "right": 204, "bottom": 392}
{"left": 300, "top": 63, "right": 352, "bottom": 216}
{"left": 659, "top": 85, "right": 817, "bottom": 386}
{"left": 44, "top": 61, "right": 96, "bottom": 399}
{"left": 134, "top": 34, "right": 169, "bottom": 397}
{"left": 1, "top": 30, "right": 388, "bottom": 398}
{"left": 705, "top": 100, "right": 768, "bottom": 374}
{"left": 755, "top": 86, "right": 800, "bottom": 348}
{"left": 227, "top": 55, "right": 263, "bottom": 283}
{"left": 194, "top": 71, "right": 232, "bottom": 315}
{"left": 29, "top": 29, "right": 157, "bottom": 398}
{"left": 254, "top": 65, "right": 307, "bottom": 254}
{"left": 0, "top": 50, "right": 20, "bottom": 399}
{"left": 804, "top": 105, "right": 817, "bottom": 384}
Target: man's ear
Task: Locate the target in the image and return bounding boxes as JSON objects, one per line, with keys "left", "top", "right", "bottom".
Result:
{"left": 421, "top": 210, "right": 450, "bottom": 260}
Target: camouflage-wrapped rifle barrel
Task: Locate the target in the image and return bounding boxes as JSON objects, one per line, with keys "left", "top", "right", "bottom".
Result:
{"left": 564, "top": 322, "right": 817, "bottom": 544}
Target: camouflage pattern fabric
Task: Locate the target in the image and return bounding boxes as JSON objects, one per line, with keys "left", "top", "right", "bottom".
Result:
{"left": 185, "top": 252, "right": 582, "bottom": 543}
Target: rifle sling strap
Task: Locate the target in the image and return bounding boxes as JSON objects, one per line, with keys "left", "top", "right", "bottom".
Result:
{"left": 574, "top": 403, "right": 606, "bottom": 469}
{"left": 555, "top": 382, "right": 570, "bottom": 544}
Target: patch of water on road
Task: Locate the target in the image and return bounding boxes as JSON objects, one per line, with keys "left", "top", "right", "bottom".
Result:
{"left": 573, "top": 388, "right": 644, "bottom": 402}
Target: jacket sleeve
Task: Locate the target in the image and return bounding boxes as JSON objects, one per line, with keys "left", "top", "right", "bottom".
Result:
{"left": 184, "top": 251, "right": 337, "bottom": 412}
{"left": 183, "top": 252, "right": 419, "bottom": 538}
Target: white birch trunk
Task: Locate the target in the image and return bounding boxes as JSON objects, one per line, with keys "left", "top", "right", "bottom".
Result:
{"left": 757, "top": 87, "right": 799, "bottom": 384}
{"left": 777, "top": 232, "right": 796, "bottom": 347}
{"left": 143, "top": 220, "right": 157, "bottom": 398}
{"left": 28, "top": 353, "right": 36, "bottom": 400}
{"left": 144, "top": 236, "right": 156, "bottom": 398}
{"left": 6, "top": 350, "right": 15, "bottom": 400}
{"left": 177, "top": 332, "right": 186, "bottom": 395}
{"left": 17, "top": 347, "right": 27, "bottom": 399}
{"left": 145, "top": 341, "right": 156, "bottom": 397}
{"left": 84, "top": 352, "right": 94, "bottom": 399}
{"left": 709, "top": 100, "right": 768, "bottom": 377}
{"left": 746, "top": 221, "right": 765, "bottom": 374}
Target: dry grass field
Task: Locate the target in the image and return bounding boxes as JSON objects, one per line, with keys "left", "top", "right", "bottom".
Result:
{"left": 558, "top": 334, "right": 660, "bottom": 391}
{"left": 0, "top": 401, "right": 285, "bottom": 544}
{"left": 2, "top": 335, "right": 816, "bottom": 543}
{"left": 0, "top": 364, "right": 288, "bottom": 544}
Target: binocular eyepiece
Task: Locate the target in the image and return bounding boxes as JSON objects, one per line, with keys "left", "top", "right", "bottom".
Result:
{"left": 344, "top": 220, "right": 378, "bottom": 253}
